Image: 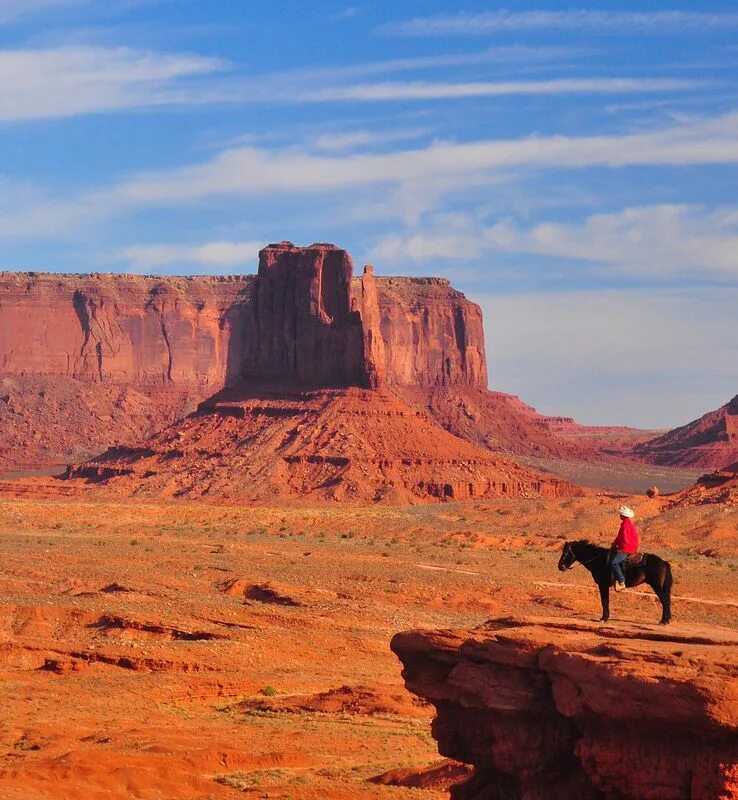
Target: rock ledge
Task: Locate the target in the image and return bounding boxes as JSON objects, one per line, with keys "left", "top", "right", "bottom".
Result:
{"left": 391, "top": 616, "right": 738, "bottom": 799}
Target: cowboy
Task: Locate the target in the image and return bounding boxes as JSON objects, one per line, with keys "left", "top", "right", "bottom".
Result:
{"left": 611, "top": 506, "right": 639, "bottom": 592}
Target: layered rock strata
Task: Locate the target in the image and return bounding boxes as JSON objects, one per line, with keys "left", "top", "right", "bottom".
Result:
{"left": 0, "top": 271, "right": 250, "bottom": 388}
{"left": 67, "top": 387, "right": 574, "bottom": 503}
{"left": 392, "top": 617, "right": 738, "bottom": 800}
{"left": 0, "top": 247, "right": 486, "bottom": 394}
{"left": 634, "top": 396, "right": 738, "bottom": 469}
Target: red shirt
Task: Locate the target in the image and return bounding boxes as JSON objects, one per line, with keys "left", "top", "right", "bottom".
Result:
{"left": 612, "top": 518, "right": 639, "bottom": 554}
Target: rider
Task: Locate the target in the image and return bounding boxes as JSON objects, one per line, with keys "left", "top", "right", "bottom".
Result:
{"left": 611, "top": 506, "right": 639, "bottom": 592}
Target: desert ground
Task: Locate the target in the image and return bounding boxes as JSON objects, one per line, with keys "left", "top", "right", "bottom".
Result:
{"left": 0, "top": 488, "right": 735, "bottom": 799}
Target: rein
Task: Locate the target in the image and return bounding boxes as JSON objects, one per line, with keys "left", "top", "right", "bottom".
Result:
{"left": 563, "top": 544, "right": 603, "bottom": 569}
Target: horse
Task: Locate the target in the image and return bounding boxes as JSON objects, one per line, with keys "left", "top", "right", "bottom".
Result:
{"left": 558, "top": 540, "right": 673, "bottom": 625}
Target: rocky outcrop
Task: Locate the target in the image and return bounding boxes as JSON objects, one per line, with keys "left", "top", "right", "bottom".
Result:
{"left": 392, "top": 386, "right": 654, "bottom": 460}
{"left": 392, "top": 617, "right": 738, "bottom": 800}
{"left": 633, "top": 396, "right": 738, "bottom": 469}
{"left": 0, "top": 250, "right": 487, "bottom": 394}
{"left": 243, "top": 242, "right": 373, "bottom": 388}
{"left": 671, "top": 461, "right": 738, "bottom": 507}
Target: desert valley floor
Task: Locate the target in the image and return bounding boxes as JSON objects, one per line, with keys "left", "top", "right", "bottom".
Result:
{"left": 0, "top": 489, "right": 735, "bottom": 799}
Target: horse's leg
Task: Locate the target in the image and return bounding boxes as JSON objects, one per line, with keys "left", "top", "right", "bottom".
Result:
{"left": 659, "top": 563, "right": 673, "bottom": 624}
{"left": 649, "top": 569, "right": 672, "bottom": 625}
{"left": 598, "top": 582, "right": 610, "bottom": 622}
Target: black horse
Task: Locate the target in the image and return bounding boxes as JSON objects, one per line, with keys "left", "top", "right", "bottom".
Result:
{"left": 558, "top": 540, "right": 673, "bottom": 625}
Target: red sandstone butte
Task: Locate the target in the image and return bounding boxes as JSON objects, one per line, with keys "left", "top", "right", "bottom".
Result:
{"left": 62, "top": 243, "right": 576, "bottom": 503}
{"left": 392, "top": 616, "right": 738, "bottom": 800}
{"left": 0, "top": 244, "right": 490, "bottom": 470}
{"left": 0, "top": 272, "right": 250, "bottom": 470}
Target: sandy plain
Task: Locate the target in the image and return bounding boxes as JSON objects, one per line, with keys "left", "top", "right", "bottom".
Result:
{"left": 0, "top": 490, "right": 735, "bottom": 799}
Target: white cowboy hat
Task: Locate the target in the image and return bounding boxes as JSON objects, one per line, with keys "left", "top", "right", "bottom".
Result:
{"left": 619, "top": 505, "right": 635, "bottom": 518}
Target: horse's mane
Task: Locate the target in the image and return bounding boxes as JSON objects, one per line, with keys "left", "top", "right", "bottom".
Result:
{"left": 569, "top": 539, "right": 607, "bottom": 552}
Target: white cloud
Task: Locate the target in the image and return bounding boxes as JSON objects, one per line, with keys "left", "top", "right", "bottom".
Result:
{"left": 265, "top": 45, "right": 587, "bottom": 83}
{"left": 486, "top": 205, "right": 738, "bottom": 278}
{"left": 118, "top": 241, "right": 264, "bottom": 271}
{"left": 371, "top": 204, "right": 738, "bottom": 281}
{"left": 112, "top": 112, "right": 738, "bottom": 206}
{"left": 304, "top": 78, "right": 700, "bottom": 103}
{"left": 383, "top": 10, "right": 738, "bottom": 37}
{"left": 0, "top": 42, "right": 616, "bottom": 123}
{"left": 0, "top": 45, "right": 224, "bottom": 122}
{"left": 480, "top": 288, "right": 738, "bottom": 428}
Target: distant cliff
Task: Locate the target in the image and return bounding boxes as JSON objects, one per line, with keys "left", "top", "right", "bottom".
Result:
{"left": 0, "top": 243, "right": 486, "bottom": 392}
{"left": 0, "top": 271, "right": 251, "bottom": 389}
{"left": 633, "top": 395, "right": 738, "bottom": 469}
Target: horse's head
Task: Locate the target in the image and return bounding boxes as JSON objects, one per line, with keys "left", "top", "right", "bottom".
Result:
{"left": 558, "top": 541, "right": 577, "bottom": 571}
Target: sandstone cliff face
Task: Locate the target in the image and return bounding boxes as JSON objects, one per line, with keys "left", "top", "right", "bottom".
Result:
{"left": 671, "top": 461, "right": 738, "bottom": 507}
{"left": 0, "top": 272, "right": 250, "bottom": 389}
{"left": 373, "top": 277, "right": 487, "bottom": 388}
{"left": 392, "top": 617, "right": 738, "bottom": 800}
{"left": 242, "top": 242, "right": 373, "bottom": 388}
{"left": 0, "top": 256, "right": 486, "bottom": 393}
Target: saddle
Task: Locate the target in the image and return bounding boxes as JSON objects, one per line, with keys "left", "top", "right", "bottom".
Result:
{"left": 626, "top": 552, "right": 646, "bottom": 567}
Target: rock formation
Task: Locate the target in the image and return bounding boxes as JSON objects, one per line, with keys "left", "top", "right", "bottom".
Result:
{"left": 671, "top": 461, "right": 738, "bottom": 507}
{"left": 0, "top": 272, "right": 250, "bottom": 470}
{"left": 0, "top": 245, "right": 491, "bottom": 470}
{"left": 392, "top": 616, "right": 738, "bottom": 800}
{"left": 243, "top": 242, "right": 371, "bottom": 388}
{"left": 57, "top": 244, "right": 584, "bottom": 503}
{"left": 67, "top": 387, "right": 575, "bottom": 503}
{"left": 0, "top": 271, "right": 250, "bottom": 388}
{"left": 373, "top": 275, "right": 487, "bottom": 388}
{"left": 633, "top": 396, "right": 738, "bottom": 469}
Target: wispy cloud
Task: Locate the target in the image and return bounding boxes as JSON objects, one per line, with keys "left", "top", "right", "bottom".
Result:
{"left": 118, "top": 240, "right": 264, "bottom": 271}
{"left": 383, "top": 10, "right": 738, "bottom": 37}
{"left": 2, "top": 112, "right": 738, "bottom": 238}
{"left": 304, "top": 78, "right": 700, "bottom": 103}
{"left": 110, "top": 111, "right": 738, "bottom": 205}
{"left": 0, "top": 45, "right": 224, "bottom": 122}
{"left": 266, "top": 45, "right": 588, "bottom": 83}
{"left": 484, "top": 205, "right": 738, "bottom": 279}
{"left": 371, "top": 204, "right": 738, "bottom": 281}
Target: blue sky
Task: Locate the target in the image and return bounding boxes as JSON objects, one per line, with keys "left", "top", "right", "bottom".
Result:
{"left": 1, "top": 1, "right": 736, "bottom": 427}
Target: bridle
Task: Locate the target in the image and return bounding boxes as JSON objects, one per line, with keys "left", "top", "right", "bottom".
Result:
{"left": 561, "top": 542, "right": 601, "bottom": 569}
